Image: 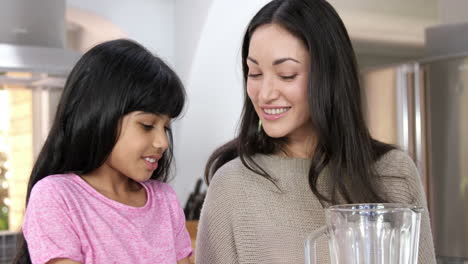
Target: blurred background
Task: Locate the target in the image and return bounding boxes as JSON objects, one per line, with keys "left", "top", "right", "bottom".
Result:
{"left": 0, "top": 0, "right": 467, "bottom": 263}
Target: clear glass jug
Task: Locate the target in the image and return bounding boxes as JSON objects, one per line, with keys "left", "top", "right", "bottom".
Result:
{"left": 305, "top": 203, "right": 422, "bottom": 264}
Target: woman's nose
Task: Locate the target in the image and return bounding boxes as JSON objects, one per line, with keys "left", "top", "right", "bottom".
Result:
{"left": 258, "top": 77, "right": 279, "bottom": 102}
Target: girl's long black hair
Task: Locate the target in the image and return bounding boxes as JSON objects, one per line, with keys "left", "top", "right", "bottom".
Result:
{"left": 205, "top": 0, "right": 394, "bottom": 205}
{"left": 15, "top": 39, "right": 185, "bottom": 263}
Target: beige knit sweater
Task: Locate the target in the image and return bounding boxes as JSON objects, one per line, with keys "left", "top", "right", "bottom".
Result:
{"left": 195, "top": 150, "right": 436, "bottom": 264}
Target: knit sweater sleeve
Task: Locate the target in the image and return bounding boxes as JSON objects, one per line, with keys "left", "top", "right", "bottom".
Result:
{"left": 195, "top": 163, "right": 239, "bottom": 264}
{"left": 377, "top": 150, "right": 437, "bottom": 264}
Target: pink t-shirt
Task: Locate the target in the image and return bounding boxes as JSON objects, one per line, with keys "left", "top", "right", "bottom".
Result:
{"left": 23, "top": 174, "right": 192, "bottom": 264}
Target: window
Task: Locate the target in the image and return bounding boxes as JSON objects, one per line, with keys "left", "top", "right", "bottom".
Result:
{"left": 0, "top": 72, "right": 64, "bottom": 262}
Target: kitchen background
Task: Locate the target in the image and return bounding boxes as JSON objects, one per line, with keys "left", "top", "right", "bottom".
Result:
{"left": 0, "top": 0, "right": 467, "bottom": 263}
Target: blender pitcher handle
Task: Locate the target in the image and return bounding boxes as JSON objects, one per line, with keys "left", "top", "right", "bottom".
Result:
{"left": 305, "top": 226, "right": 328, "bottom": 264}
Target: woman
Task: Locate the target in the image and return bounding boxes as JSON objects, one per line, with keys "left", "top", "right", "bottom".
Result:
{"left": 196, "top": 0, "right": 436, "bottom": 263}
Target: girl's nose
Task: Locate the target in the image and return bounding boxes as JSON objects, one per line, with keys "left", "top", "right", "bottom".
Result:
{"left": 153, "top": 130, "right": 169, "bottom": 152}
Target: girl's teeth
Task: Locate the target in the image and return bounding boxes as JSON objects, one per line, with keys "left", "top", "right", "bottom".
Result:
{"left": 264, "top": 108, "right": 289, "bottom": 115}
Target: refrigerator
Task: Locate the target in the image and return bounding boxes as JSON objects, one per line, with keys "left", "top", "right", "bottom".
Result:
{"left": 361, "top": 54, "right": 468, "bottom": 263}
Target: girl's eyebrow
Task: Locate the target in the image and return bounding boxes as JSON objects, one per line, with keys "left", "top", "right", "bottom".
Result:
{"left": 136, "top": 112, "right": 157, "bottom": 117}
{"left": 136, "top": 112, "right": 171, "bottom": 126}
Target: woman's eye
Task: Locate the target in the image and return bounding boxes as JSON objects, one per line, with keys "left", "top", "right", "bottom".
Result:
{"left": 280, "top": 74, "right": 297, "bottom": 80}
{"left": 248, "top": 73, "right": 262, "bottom": 78}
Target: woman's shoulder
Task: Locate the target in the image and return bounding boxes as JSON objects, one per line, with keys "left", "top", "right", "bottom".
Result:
{"left": 215, "top": 156, "right": 246, "bottom": 175}
{"left": 200, "top": 158, "right": 250, "bottom": 223}
{"left": 374, "top": 149, "right": 425, "bottom": 204}
{"left": 374, "top": 149, "right": 418, "bottom": 179}
{"left": 207, "top": 157, "right": 252, "bottom": 195}
{"left": 210, "top": 157, "right": 251, "bottom": 184}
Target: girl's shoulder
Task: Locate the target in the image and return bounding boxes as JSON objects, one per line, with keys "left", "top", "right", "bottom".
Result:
{"left": 143, "top": 180, "right": 185, "bottom": 220}
{"left": 31, "top": 173, "right": 78, "bottom": 194}
{"left": 143, "top": 180, "right": 179, "bottom": 200}
{"left": 27, "top": 174, "right": 81, "bottom": 210}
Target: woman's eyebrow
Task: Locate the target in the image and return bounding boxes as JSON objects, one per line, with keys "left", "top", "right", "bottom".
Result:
{"left": 247, "top": 56, "right": 301, "bottom": 66}
{"left": 273, "top": 57, "right": 300, "bottom": 65}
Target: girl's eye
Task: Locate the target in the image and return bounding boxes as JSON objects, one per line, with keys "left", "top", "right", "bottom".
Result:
{"left": 248, "top": 73, "right": 262, "bottom": 78}
{"left": 280, "top": 74, "right": 297, "bottom": 80}
{"left": 164, "top": 127, "right": 172, "bottom": 138}
{"left": 141, "top": 124, "right": 154, "bottom": 131}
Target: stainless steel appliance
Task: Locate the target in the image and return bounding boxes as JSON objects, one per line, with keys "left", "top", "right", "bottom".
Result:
{"left": 361, "top": 23, "right": 468, "bottom": 263}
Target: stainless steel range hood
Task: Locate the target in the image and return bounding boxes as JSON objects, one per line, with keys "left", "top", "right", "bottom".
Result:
{"left": 0, "top": 0, "right": 81, "bottom": 87}
{"left": 0, "top": 44, "right": 80, "bottom": 75}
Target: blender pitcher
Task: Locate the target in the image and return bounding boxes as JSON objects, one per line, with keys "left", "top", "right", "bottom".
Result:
{"left": 305, "top": 203, "right": 422, "bottom": 264}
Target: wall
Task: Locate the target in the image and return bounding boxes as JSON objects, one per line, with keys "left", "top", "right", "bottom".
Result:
{"left": 66, "top": 0, "right": 175, "bottom": 64}
{"left": 329, "top": 0, "right": 438, "bottom": 20}
{"left": 66, "top": 7, "right": 127, "bottom": 52}
{"left": 329, "top": 0, "right": 439, "bottom": 69}
{"left": 172, "top": 0, "right": 271, "bottom": 204}
{"left": 174, "top": 0, "right": 214, "bottom": 82}
{"left": 438, "top": 0, "right": 468, "bottom": 24}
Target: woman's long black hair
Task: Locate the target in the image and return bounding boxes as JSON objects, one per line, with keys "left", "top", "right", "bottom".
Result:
{"left": 205, "top": 0, "right": 394, "bottom": 205}
{"left": 15, "top": 39, "right": 185, "bottom": 263}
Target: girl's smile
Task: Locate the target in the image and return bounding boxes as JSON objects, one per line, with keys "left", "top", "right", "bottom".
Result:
{"left": 143, "top": 155, "right": 161, "bottom": 171}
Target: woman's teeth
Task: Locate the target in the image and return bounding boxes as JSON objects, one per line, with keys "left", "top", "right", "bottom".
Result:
{"left": 264, "top": 108, "right": 290, "bottom": 115}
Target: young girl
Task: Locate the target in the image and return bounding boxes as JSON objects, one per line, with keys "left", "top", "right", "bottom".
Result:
{"left": 15, "top": 39, "right": 192, "bottom": 264}
{"left": 196, "top": 0, "right": 436, "bottom": 263}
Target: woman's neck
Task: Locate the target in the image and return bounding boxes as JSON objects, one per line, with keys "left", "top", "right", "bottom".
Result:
{"left": 281, "top": 128, "right": 317, "bottom": 159}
